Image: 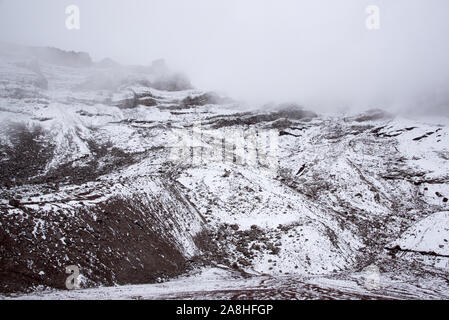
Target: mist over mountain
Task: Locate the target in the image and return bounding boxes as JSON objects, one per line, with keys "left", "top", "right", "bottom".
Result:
{"left": 1, "top": 0, "right": 449, "bottom": 115}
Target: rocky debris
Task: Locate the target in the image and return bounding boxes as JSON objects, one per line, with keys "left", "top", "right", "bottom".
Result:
{"left": 0, "top": 193, "right": 203, "bottom": 294}
{"left": 295, "top": 164, "right": 306, "bottom": 176}
{"left": 208, "top": 108, "right": 316, "bottom": 129}
{"left": 413, "top": 131, "right": 435, "bottom": 141}
{"left": 8, "top": 198, "right": 21, "bottom": 208}
{"left": 273, "top": 120, "right": 299, "bottom": 130}
{"left": 76, "top": 110, "right": 111, "bottom": 118}
{"left": 43, "top": 140, "right": 139, "bottom": 186}
{"left": 380, "top": 169, "right": 427, "bottom": 185}
{"left": 110, "top": 89, "right": 159, "bottom": 109}
{"left": 138, "top": 96, "right": 158, "bottom": 107}
{"left": 278, "top": 129, "right": 307, "bottom": 138}
{"left": 182, "top": 92, "right": 226, "bottom": 107}
{"left": 0, "top": 124, "right": 55, "bottom": 187}
{"left": 222, "top": 169, "right": 231, "bottom": 178}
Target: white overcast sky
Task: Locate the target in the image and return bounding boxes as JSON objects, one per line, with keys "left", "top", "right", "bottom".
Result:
{"left": 0, "top": 0, "right": 449, "bottom": 112}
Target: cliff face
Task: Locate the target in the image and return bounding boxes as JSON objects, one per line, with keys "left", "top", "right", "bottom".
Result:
{"left": 0, "top": 45, "right": 448, "bottom": 297}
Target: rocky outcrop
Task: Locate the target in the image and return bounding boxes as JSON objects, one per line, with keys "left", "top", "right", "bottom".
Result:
{"left": 28, "top": 47, "right": 92, "bottom": 68}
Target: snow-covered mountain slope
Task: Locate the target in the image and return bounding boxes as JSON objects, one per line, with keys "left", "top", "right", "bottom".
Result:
{"left": 388, "top": 211, "right": 449, "bottom": 256}
{"left": 0, "top": 45, "right": 448, "bottom": 298}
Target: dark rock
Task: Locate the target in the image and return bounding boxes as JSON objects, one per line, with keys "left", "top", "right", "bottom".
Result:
{"left": 182, "top": 92, "right": 225, "bottom": 107}
{"left": 8, "top": 199, "right": 21, "bottom": 208}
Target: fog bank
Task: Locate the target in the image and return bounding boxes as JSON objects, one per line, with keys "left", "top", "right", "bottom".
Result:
{"left": 0, "top": 0, "right": 448, "bottom": 113}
